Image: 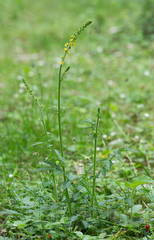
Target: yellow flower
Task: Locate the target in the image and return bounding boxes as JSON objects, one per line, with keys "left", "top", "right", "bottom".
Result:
{"left": 60, "top": 61, "right": 64, "bottom": 65}
{"left": 70, "top": 38, "right": 73, "bottom": 42}
{"left": 64, "top": 48, "right": 67, "bottom": 51}
{"left": 65, "top": 43, "right": 68, "bottom": 47}
{"left": 67, "top": 51, "right": 70, "bottom": 55}
{"left": 71, "top": 42, "right": 75, "bottom": 46}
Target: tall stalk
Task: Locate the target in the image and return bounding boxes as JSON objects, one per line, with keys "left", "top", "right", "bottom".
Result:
{"left": 91, "top": 107, "right": 100, "bottom": 218}
{"left": 58, "top": 65, "right": 72, "bottom": 216}
{"left": 57, "top": 21, "right": 92, "bottom": 216}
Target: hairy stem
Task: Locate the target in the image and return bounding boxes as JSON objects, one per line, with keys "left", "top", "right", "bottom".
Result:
{"left": 58, "top": 65, "right": 72, "bottom": 216}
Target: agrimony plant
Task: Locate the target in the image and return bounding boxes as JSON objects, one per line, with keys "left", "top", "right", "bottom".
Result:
{"left": 57, "top": 20, "right": 92, "bottom": 216}
{"left": 22, "top": 21, "right": 92, "bottom": 217}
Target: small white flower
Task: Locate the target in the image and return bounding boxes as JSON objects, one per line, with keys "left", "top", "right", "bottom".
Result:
{"left": 13, "top": 93, "right": 19, "bottom": 98}
{"left": 108, "top": 80, "right": 114, "bottom": 86}
{"left": 120, "top": 94, "right": 126, "bottom": 99}
{"left": 96, "top": 46, "right": 103, "bottom": 53}
{"left": 111, "top": 112, "right": 116, "bottom": 118}
{"left": 43, "top": 82, "right": 48, "bottom": 88}
{"left": 28, "top": 71, "right": 34, "bottom": 77}
{"left": 19, "top": 83, "right": 25, "bottom": 88}
{"left": 9, "top": 174, "right": 13, "bottom": 178}
{"left": 111, "top": 132, "right": 116, "bottom": 137}
{"left": 19, "top": 88, "right": 24, "bottom": 93}
{"left": 32, "top": 85, "right": 38, "bottom": 91}
{"left": 109, "top": 26, "right": 120, "bottom": 34}
{"left": 38, "top": 60, "right": 44, "bottom": 66}
{"left": 96, "top": 147, "right": 101, "bottom": 151}
{"left": 127, "top": 43, "right": 134, "bottom": 49}
{"left": 55, "top": 57, "right": 61, "bottom": 63}
{"left": 102, "top": 134, "right": 107, "bottom": 139}
{"left": 114, "top": 51, "right": 122, "bottom": 57}
{"left": 17, "top": 75, "right": 22, "bottom": 80}
{"left": 144, "top": 71, "right": 150, "bottom": 76}
{"left": 85, "top": 156, "right": 91, "bottom": 160}
{"left": 78, "top": 163, "right": 84, "bottom": 174}
{"left": 134, "top": 135, "right": 139, "bottom": 140}
{"left": 53, "top": 63, "right": 59, "bottom": 69}
{"left": 144, "top": 113, "right": 150, "bottom": 118}
{"left": 137, "top": 104, "right": 144, "bottom": 108}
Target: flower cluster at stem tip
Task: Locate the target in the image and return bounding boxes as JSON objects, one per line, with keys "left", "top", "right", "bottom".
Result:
{"left": 60, "top": 20, "right": 92, "bottom": 65}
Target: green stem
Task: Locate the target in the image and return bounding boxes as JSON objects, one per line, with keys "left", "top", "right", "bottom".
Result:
{"left": 131, "top": 189, "right": 134, "bottom": 223}
{"left": 58, "top": 65, "right": 72, "bottom": 217}
{"left": 39, "top": 105, "right": 58, "bottom": 203}
{"left": 91, "top": 107, "right": 100, "bottom": 218}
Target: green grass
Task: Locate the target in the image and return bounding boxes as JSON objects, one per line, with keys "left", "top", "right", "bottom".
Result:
{"left": 0, "top": 0, "right": 154, "bottom": 239}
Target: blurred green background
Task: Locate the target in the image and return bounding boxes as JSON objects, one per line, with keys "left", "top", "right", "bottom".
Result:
{"left": 0, "top": 0, "right": 153, "bottom": 169}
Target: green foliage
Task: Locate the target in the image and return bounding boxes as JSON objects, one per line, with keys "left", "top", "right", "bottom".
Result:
{"left": 140, "top": 0, "right": 154, "bottom": 38}
{"left": 0, "top": 0, "right": 153, "bottom": 239}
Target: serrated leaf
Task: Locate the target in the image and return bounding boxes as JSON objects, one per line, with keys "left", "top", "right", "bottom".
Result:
{"left": 128, "top": 204, "right": 142, "bottom": 213}
{"left": 114, "top": 151, "right": 121, "bottom": 160}
{"left": 13, "top": 220, "right": 27, "bottom": 228}
{"left": 68, "top": 174, "right": 77, "bottom": 181}
{"left": 82, "top": 220, "right": 88, "bottom": 229}
{"left": 63, "top": 180, "right": 71, "bottom": 189}
{"left": 43, "top": 160, "right": 62, "bottom": 172}
{"left": 54, "top": 149, "right": 65, "bottom": 165}
{"left": 0, "top": 210, "right": 20, "bottom": 215}
{"left": 70, "top": 215, "right": 79, "bottom": 225}
{"left": 101, "top": 167, "right": 106, "bottom": 177}
{"left": 119, "top": 147, "right": 139, "bottom": 153}
{"left": 74, "top": 231, "right": 83, "bottom": 238}
{"left": 125, "top": 176, "right": 153, "bottom": 189}
{"left": 106, "top": 159, "right": 112, "bottom": 171}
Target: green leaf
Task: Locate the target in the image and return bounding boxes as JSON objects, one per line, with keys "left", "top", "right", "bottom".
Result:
{"left": 74, "top": 231, "right": 83, "bottom": 239}
{"left": 119, "top": 147, "right": 139, "bottom": 153}
{"left": 32, "top": 142, "right": 46, "bottom": 146}
{"left": 125, "top": 176, "right": 153, "bottom": 189}
{"left": 0, "top": 210, "right": 20, "bottom": 215}
{"left": 12, "top": 220, "right": 27, "bottom": 228}
{"left": 63, "top": 180, "right": 71, "bottom": 189}
{"left": 54, "top": 149, "right": 65, "bottom": 165}
{"left": 106, "top": 159, "right": 112, "bottom": 171}
{"left": 101, "top": 167, "right": 106, "bottom": 177}
{"left": 70, "top": 215, "right": 79, "bottom": 224}
{"left": 68, "top": 173, "right": 77, "bottom": 181}
{"left": 82, "top": 220, "right": 88, "bottom": 229}
{"left": 128, "top": 204, "right": 142, "bottom": 213}
{"left": 142, "top": 165, "right": 153, "bottom": 179}
{"left": 43, "top": 160, "right": 62, "bottom": 172}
